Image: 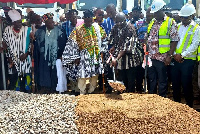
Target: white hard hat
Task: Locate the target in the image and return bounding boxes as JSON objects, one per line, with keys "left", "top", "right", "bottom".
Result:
{"left": 150, "top": 0, "right": 166, "bottom": 13}
{"left": 179, "top": 3, "right": 196, "bottom": 17}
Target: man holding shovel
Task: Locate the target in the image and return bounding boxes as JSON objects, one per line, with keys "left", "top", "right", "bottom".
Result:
{"left": 110, "top": 12, "right": 142, "bottom": 93}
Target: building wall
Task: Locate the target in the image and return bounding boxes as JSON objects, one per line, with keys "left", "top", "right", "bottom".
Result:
{"left": 197, "top": 0, "right": 200, "bottom": 16}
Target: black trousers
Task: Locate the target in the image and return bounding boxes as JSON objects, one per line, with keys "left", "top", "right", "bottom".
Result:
{"left": 118, "top": 67, "right": 136, "bottom": 92}
{"left": 136, "top": 64, "right": 145, "bottom": 91}
{"left": 147, "top": 59, "right": 168, "bottom": 97}
{"left": 8, "top": 73, "right": 18, "bottom": 90}
{"left": 171, "top": 59, "right": 195, "bottom": 107}
{"left": 0, "top": 54, "right": 8, "bottom": 90}
{"left": 105, "top": 66, "right": 113, "bottom": 92}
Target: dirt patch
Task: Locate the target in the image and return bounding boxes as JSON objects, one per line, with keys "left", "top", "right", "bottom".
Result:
{"left": 76, "top": 93, "right": 200, "bottom": 134}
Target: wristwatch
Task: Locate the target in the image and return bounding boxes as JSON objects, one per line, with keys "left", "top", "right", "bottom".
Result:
{"left": 168, "top": 54, "right": 173, "bottom": 58}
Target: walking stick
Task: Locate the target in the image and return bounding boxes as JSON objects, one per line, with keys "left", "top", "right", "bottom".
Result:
{"left": 0, "top": 21, "right": 6, "bottom": 90}
{"left": 144, "top": 43, "right": 148, "bottom": 93}
{"left": 101, "top": 52, "right": 105, "bottom": 93}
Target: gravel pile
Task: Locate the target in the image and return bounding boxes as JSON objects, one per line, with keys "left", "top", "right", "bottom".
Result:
{"left": 76, "top": 93, "right": 200, "bottom": 134}
{"left": 0, "top": 90, "right": 79, "bottom": 133}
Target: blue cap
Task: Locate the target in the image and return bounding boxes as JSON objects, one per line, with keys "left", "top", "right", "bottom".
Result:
{"left": 123, "top": 10, "right": 128, "bottom": 15}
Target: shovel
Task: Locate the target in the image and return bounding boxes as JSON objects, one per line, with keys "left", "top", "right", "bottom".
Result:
{"left": 108, "top": 67, "right": 126, "bottom": 92}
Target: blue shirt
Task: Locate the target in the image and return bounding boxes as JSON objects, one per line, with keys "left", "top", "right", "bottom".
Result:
{"left": 134, "top": 18, "right": 147, "bottom": 43}
{"left": 102, "top": 17, "right": 115, "bottom": 36}
{"left": 62, "top": 20, "right": 75, "bottom": 38}
{"left": 102, "top": 17, "right": 115, "bottom": 50}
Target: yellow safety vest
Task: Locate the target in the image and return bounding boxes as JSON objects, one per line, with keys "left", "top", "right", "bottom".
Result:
{"left": 147, "top": 17, "right": 173, "bottom": 54}
{"left": 176, "top": 24, "right": 198, "bottom": 60}
{"left": 197, "top": 45, "right": 200, "bottom": 61}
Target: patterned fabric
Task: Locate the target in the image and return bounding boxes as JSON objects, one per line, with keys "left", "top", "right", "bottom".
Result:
{"left": 134, "top": 18, "right": 148, "bottom": 43}
{"left": 15, "top": 73, "right": 31, "bottom": 91}
{"left": 70, "top": 24, "right": 100, "bottom": 60}
{"left": 147, "top": 17, "right": 179, "bottom": 62}
{"left": 42, "top": 13, "right": 54, "bottom": 22}
{"left": 3, "top": 6, "right": 12, "bottom": 13}
{"left": 108, "top": 22, "right": 142, "bottom": 70}
{"left": 62, "top": 23, "right": 106, "bottom": 80}
{"left": 3, "top": 26, "right": 32, "bottom": 75}
{"left": 34, "top": 25, "right": 67, "bottom": 89}
{"left": 45, "top": 27, "right": 61, "bottom": 69}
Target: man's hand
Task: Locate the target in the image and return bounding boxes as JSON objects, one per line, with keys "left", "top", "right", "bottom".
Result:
{"left": 20, "top": 53, "right": 28, "bottom": 61}
{"left": 0, "top": 47, "right": 3, "bottom": 53}
{"left": 30, "top": 32, "right": 35, "bottom": 41}
{"left": 164, "top": 56, "right": 172, "bottom": 66}
{"left": 174, "top": 54, "right": 183, "bottom": 63}
{"left": 9, "top": 62, "right": 14, "bottom": 68}
{"left": 0, "top": 42, "right": 7, "bottom": 53}
{"left": 74, "top": 58, "right": 80, "bottom": 65}
{"left": 8, "top": 57, "right": 14, "bottom": 68}
{"left": 111, "top": 58, "right": 117, "bottom": 67}
{"left": 109, "top": 46, "right": 115, "bottom": 55}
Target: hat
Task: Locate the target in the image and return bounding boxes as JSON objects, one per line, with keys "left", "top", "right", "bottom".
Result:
{"left": 83, "top": 10, "right": 94, "bottom": 18}
{"left": 8, "top": 9, "right": 21, "bottom": 22}
{"left": 42, "top": 13, "right": 54, "bottom": 22}
{"left": 123, "top": 10, "right": 128, "bottom": 15}
{"left": 3, "top": 6, "right": 12, "bottom": 13}
{"left": 179, "top": 3, "right": 196, "bottom": 17}
{"left": 150, "top": 0, "right": 166, "bottom": 13}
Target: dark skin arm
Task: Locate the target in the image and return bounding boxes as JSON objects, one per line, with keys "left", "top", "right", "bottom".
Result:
{"left": 8, "top": 57, "right": 14, "bottom": 68}
{"left": 174, "top": 54, "right": 183, "bottom": 63}
{"left": 111, "top": 50, "right": 125, "bottom": 67}
{"left": 0, "top": 42, "right": 7, "bottom": 53}
{"left": 20, "top": 52, "right": 29, "bottom": 61}
{"left": 74, "top": 58, "right": 80, "bottom": 65}
{"left": 164, "top": 41, "right": 178, "bottom": 65}
{"left": 20, "top": 33, "right": 35, "bottom": 61}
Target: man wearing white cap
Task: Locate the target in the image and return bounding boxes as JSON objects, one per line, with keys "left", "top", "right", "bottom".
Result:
{"left": 3, "top": 9, "right": 32, "bottom": 92}
{"left": 146, "top": 0, "right": 179, "bottom": 97}
{"left": 171, "top": 2, "right": 200, "bottom": 107}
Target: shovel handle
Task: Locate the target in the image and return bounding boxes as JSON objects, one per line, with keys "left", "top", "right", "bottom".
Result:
{"left": 112, "top": 67, "right": 116, "bottom": 82}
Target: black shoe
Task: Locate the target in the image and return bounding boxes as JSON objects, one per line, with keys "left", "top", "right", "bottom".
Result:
{"left": 69, "top": 90, "right": 75, "bottom": 95}
{"left": 74, "top": 92, "right": 80, "bottom": 96}
{"left": 105, "top": 89, "right": 112, "bottom": 94}
{"left": 117, "top": 91, "right": 123, "bottom": 95}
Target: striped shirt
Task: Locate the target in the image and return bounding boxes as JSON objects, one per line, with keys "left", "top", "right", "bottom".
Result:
{"left": 3, "top": 26, "right": 32, "bottom": 75}
{"left": 102, "top": 17, "right": 115, "bottom": 36}
{"left": 108, "top": 23, "right": 142, "bottom": 70}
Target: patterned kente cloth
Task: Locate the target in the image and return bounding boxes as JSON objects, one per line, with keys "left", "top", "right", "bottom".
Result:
{"left": 62, "top": 23, "right": 106, "bottom": 81}
{"left": 3, "top": 25, "right": 32, "bottom": 75}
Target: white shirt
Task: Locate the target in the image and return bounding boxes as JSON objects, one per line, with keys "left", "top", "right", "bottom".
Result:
{"left": 176, "top": 21, "right": 200, "bottom": 58}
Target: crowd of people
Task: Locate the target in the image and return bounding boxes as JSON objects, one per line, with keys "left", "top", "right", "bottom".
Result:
{"left": 0, "top": 0, "right": 200, "bottom": 108}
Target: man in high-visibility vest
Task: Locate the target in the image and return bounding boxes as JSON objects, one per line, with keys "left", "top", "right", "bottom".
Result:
{"left": 147, "top": 0, "right": 179, "bottom": 97}
{"left": 171, "top": 3, "right": 200, "bottom": 108}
